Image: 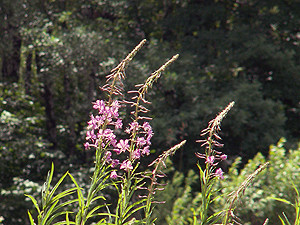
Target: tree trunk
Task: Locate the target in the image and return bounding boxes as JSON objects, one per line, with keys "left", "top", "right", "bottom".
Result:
{"left": 1, "top": 34, "right": 21, "bottom": 82}
{"left": 36, "top": 53, "right": 58, "bottom": 150}
{"left": 24, "top": 51, "right": 32, "bottom": 95}
{"left": 64, "top": 71, "right": 76, "bottom": 156}
{"left": 43, "top": 82, "right": 58, "bottom": 150}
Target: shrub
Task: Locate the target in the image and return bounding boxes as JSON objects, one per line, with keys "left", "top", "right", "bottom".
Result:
{"left": 213, "top": 138, "right": 300, "bottom": 224}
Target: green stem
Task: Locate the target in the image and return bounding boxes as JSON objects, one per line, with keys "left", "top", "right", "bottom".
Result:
{"left": 200, "top": 165, "right": 209, "bottom": 225}
{"left": 200, "top": 135, "right": 215, "bottom": 225}
{"left": 116, "top": 171, "right": 132, "bottom": 225}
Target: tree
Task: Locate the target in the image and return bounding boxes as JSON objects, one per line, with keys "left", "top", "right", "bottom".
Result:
{"left": 121, "top": 0, "right": 299, "bottom": 169}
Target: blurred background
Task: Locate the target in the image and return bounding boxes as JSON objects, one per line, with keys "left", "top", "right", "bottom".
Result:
{"left": 0, "top": 0, "right": 299, "bottom": 224}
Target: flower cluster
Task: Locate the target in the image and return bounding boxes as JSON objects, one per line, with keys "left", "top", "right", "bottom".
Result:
{"left": 84, "top": 98, "right": 153, "bottom": 178}
{"left": 84, "top": 99, "right": 121, "bottom": 150}
{"left": 196, "top": 150, "right": 227, "bottom": 180}
{"left": 83, "top": 45, "right": 179, "bottom": 184}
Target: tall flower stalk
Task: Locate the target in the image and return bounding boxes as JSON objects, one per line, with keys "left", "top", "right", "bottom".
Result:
{"left": 111, "top": 54, "right": 180, "bottom": 224}
{"left": 80, "top": 39, "right": 182, "bottom": 224}
{"left": 223, "top": 161, "right": 269, "bottom": 225}
{"left": 145, "top": 140, "right": 186, "bottom": 224}
{"left": 71, "top": 40, "right": 148, "bottom": 225}
{"left": 195, "top": 102, "right": 235, "bottom": 225}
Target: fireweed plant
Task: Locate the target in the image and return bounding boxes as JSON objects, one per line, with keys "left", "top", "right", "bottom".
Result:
{"left": 26, "top": 39, "right": 186, "bottom": 225}
{"left": 194, "top": 102, "right": 235, "bottom": 225}
{"left": 25, "top": 40, "right": 270, "bottom": 225}
{"left": 193, "top": 101, "right": 270, "bottom": 225}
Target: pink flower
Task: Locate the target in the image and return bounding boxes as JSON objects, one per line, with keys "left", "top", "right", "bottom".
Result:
{"left": 113, "top": 148, "right": 122, "bottom": 154}
{"left": 105, "top": 151, "right": 112, "bottom": 161}
{"left": 110, "top": 100, "right": 121, "bottom": 117}
{"left": 84, "top": 142, "right": 90, "bottom": 150}
{"left": 120, "top": 160, "right": 133, "bottom": 171}
{"left": 95, "top": 115, "right": 104, "bottom": 126}
{"left": 103, "top": 129, "right": 116, "bottom": 144}
{"left": 125, "top": 127, "right": 131, "bottom": 134}
{"left": 97, "top": 129, "right": 104, "bottom": 139}
{"left": 132, "top": 149, "right": 141, "bottom": 159}
{"left": 129, "top": 121, "right": 139, "bottom": 132}
{"left": 136, "top": 137, "right": 146, "bottom": 147}
{"left": 220, "top": 154, "right": 227, "bottom": 161}
{"left": 215, "top": 168, "right": 224, "bottom": 180}
{"left": 87, "top": 115, "right": 98, "bottom": 130}
{"left": 93, "top": 100, "right": 105, "bottom": 112}
{"left": 115, "top": 119, "right": 123, "bottom": 129}
{"left": 142, "top": 122, "right": 152, "bottom": 132}
{"left": 141, "top": 146, "right": 150, "bottom": 156}
{"left": 110, "top": 138, "right": 117, "bottom": 147}
{"left": 104, "top": 106, "right": 113, "bottom": 121}
{"left": 110, "top": 171, "right": 118, "bottom": 179}
{"left": 116, "top": 139, "right": 130, "bottom": 153}
{"left": 86, "top": 130, "right": 96, "bottom": 141}
{"left": 205, "top": 156, "right": 215, "bottom": 165}
{"left": 111, "top": 100, "right": 121, "bottom": 109}
{"left": 146, "top": 134, "right": 152, "bottom": 145}
{"left": 111, "top": 159, "right": 119, "bottom": 168}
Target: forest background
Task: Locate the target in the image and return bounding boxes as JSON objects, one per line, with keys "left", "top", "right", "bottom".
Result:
{"left": 0, "top": 0, "right": 299, "bottom": 224}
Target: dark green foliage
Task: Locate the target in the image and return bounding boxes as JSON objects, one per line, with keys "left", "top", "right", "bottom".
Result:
{"left": 218, "top": 80, "right": 286, "bottom": 159}
{"left": 0, "top": 83, "right": 49, "bottom": 184}
{"left": 138, "top": 0, "right": 299, "bottom": 169}
{"left": 0, "top": 83, "right": 50, "bottom": 224}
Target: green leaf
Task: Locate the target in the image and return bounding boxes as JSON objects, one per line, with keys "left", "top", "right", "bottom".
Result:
{"left": 86, "top": 205, "right": 116, "bottom": 220}
{"left": 41, "top": 200, "right": 59, "bottom": 225}
{"left": 90, "top": 195, "right": 106, "bottom": 205}
{"left": 269, "top": 197, "right": 294, "bottom": 207}
{"left": 282, "top": 212, "right": 291, "bottom": 225}
{"left": 96, "top": 212, "right": 118, "bottom": 217}
{"left": 48, "top": 199, "right": 78, "bottom": 222}
{"left": 197, "top": 163, "right": 206, "bottom": 186}
{"left": 206, "top": 209, "right": 224, "bottom": 224}
{"left": 96, "top": 218, "right": 111, "bottom": 225}
{"left": 86, "top": 173, "right": 111, "bottom": 208}
{"left": 66, "top": 212, "right": 70, "bottom": 225}
{"left": 278, "top": 215, "right": 286, "bottom": 225}
{"left": 292, "top": 181, "right": 300, "bottom": 198}
{"left": 47, "top": 171, "right": 71, "bottom": 203}
{"left": 123, "top": 199, "right": 147, "bottom": 222}
{"left": 45, "top": 211, "right": 74, "bottom": 225}
{"left": 68, "top": 173, "right": 85, "bottom": 210}
{"left": 94, "top": 174, "right": 112, "bottom": 192}
{"left": 42, "top": 163, "right": 55, "bottom": 207}
{"left": 27, "top": 211, "right": 36, "bottom": 225}
{"left": 86, "top": 204, "right": 106, "bottom": 219}
{"left": 50, "top": 187, "right": 77, "bottom": 204}
{"left": 52, "top": 221, "right": 76, "bottom": 225}
{"left": 25, "top": 194, "right": 41, "bottom": 215}
{"left": 53, "top": 199, "right": 78, "bottom": 210}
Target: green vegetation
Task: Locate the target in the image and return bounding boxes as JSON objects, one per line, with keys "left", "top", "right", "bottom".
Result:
{"left": 153, "top": 138, "right": 300, "bottom": 225}
{"left": 0, "top": 0, "right": 299, "bottom": 224}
